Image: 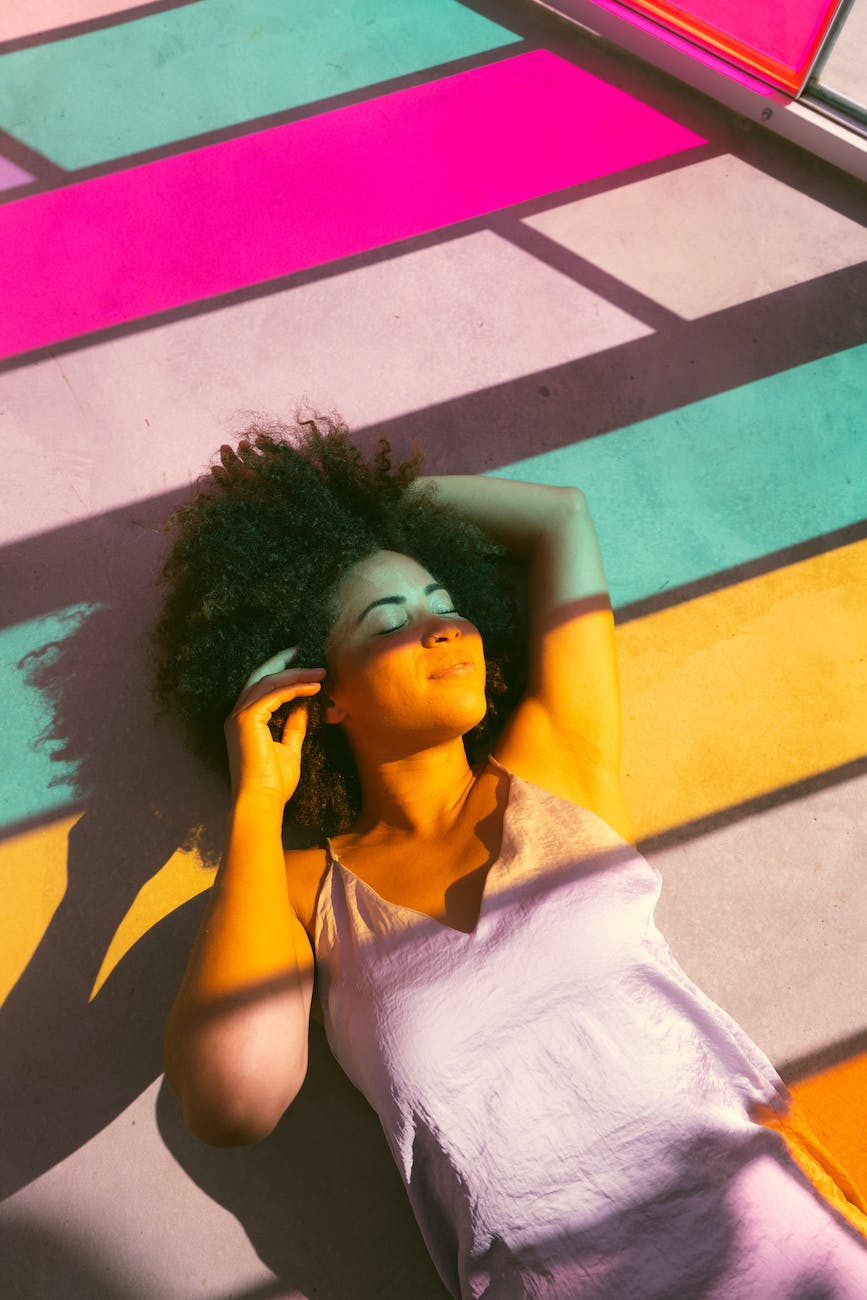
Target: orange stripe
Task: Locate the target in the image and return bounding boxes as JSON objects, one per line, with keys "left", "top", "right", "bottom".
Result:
{"left": 758, "top": 1063, "right": 867, "bottom": 1239}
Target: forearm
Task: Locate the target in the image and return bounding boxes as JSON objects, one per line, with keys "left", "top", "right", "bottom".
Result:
{"left": 164, "top": 793, "right": 312, "bottom": 1143}
{"left": 413, "top": 474, "right": 582, "bottom": 552}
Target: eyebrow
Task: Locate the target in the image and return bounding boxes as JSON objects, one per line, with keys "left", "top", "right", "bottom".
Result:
{"left": 355, "top": 582, "right": 447, "bottom": 627}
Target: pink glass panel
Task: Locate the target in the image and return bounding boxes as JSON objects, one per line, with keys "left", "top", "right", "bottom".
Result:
{"left": 618, "top": 0, "right": 843, "bottom": 90}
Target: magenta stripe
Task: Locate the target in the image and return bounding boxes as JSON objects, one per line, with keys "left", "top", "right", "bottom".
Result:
{"left": 0, "top": 50, "right": 704, "bottom": 359}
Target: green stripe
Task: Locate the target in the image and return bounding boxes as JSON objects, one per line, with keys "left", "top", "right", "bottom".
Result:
{"left": 1, "top": 606, "right": 96, "bottom": 829}
{"left": 490, "top": 344, "right": 867, "bottom": 608}
{"left": 0, "top": 0, "right": 520, "bottom": 169}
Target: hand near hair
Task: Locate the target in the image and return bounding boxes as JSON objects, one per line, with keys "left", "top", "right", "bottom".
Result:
{"left": 224, "top": 647, "right": 325, "bottom": 807}
{"left": 210, "top": 437, "right": 271, "bottom": 489}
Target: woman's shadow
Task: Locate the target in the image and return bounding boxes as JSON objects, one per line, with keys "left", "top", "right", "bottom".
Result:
{"left": 1, "top": 495, "right": 448, "bottom": 1297}
{"left": 156, "top": 1031, "right": 449, "bottom": 1298}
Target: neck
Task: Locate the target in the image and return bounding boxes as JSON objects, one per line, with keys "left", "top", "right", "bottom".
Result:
{"left": 348, "top": 737, "right": 477, "bottom": 841}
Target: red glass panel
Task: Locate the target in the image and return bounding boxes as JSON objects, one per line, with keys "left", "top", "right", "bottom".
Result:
{"left": 619, "top": 0, "right": 844, "bottom": 91}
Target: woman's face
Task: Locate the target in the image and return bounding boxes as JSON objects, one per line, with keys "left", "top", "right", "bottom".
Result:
{"left": 324, "top": 551, "right": 487, "bottom": 751}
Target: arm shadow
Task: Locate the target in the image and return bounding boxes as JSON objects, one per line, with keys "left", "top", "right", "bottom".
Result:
{"left": 155, "top": 1025, "right": 451, "bottom": 1299}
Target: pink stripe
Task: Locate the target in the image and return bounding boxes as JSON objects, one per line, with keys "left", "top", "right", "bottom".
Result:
{"left": 0, "top": 2, "right": 148, "bottom": 45}
{"left": 0, "top": 49, "right": 704, "bottom": 360}
{"left": 0, "top": 156, "right": 34, "bottom": 191}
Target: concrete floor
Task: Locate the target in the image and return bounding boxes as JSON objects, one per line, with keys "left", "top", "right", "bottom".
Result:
{"left": 1, "top": 1, "right": 866, "bottom": 1295}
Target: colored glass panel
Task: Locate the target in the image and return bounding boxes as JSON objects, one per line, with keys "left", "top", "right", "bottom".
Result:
{"left": 615, "top": 0, "right": 844, "bottom": 91}
{"left": 588, "top": 0, "right": 776, "bottom": 93}
{"left": 0, "top": 0, "right": 521, "bottom": 169}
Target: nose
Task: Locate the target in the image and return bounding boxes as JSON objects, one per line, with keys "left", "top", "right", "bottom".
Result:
{"left": 422, "top": 619, "right": 461, "bottom": 646}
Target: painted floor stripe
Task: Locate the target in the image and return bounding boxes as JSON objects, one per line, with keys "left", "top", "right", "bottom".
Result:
{"left": 0, "top": 153, "right": 33, "bottom": 190}
{"left": 2, "top": 606, "right": 95, "bottom": 829}
{"left": 763, "top": 1091, "right": 867, "bottom": 1236}
{"left": 619, "top": 538, "right": 867, "bottom": 841}
{"left": 0, "top": 0, "right": 520, "bottom": 169}
{"left": 0, "top": 2, "right": 155, "bottom": 47}
{"left": 491, "top": 343, "right": 867, "bottom": 607}
{"left": 0, "top": 812, "right": 79, "bottom": 1007}
{"left": 0, "top": 49, "right": 705, "bottom": 361}
{"left": 791, "top": 1056, "right": 867, "bottom": 1207}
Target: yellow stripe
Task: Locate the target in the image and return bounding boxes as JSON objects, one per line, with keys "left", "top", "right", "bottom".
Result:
{"left": 89, "top": 849, "right": 216, "bottom": 1000}
{"left": 619, "top": 538, "right": 867, "bottom": 841}
{"left": 0, "top": 812, "right": 80, "bottom": 1006}
{"left": 0, "top": 813, "right": 215, "bottom": 1005}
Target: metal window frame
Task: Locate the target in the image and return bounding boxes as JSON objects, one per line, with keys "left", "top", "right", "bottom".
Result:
{"left": 805, "top": 0, "right": 867, "bottom": 133}
{"left": 531, "top": 0, "right": 867, "bottom": 181}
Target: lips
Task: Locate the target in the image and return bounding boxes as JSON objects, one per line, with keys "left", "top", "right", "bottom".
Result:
{"left": 429, "top": 660, "right": 475, "bottom": 679}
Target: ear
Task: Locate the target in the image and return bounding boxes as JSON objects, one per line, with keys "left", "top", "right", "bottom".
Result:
{"left": 323, "top": 693, "right": 348, "bottom": 725}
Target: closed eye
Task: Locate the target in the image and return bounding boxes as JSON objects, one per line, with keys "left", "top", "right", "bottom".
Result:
{"left": 372, "top": 608, "right": 459, "bottom": 636}
{"left": 429, "top": 591, "right": 458, "bottom": 616}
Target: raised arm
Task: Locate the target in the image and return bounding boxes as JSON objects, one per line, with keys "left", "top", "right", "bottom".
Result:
{"left": 413, "top": 476, "right": 633, "bottom": 842}
{"left": 163, "top": 653, "right": 323, "bottom": 1145}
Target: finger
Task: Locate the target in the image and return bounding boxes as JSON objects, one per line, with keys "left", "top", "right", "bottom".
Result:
{"left": 237, "top": 438, "right": 262, "bottom": 468}
{"left": 218, "top": 443, "right": 258, "bottom": 481}
{"left": 236, "top": 671, "right": 324, "bottom": 713}
{"left": 280, "top": 703, "right": 310, "bottom": 749}
{"left": 242, "top": 646, "right": 303, "bottom": 691}
{"left": 236, "top": 668, "right": 325, "bottom": 714}
{"left": 234, "top": 679, "right": 322, "bottom": 720}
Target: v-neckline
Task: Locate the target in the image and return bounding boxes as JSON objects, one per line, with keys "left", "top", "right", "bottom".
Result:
{"left": 323, "top": 761, "right": 514, "bottom": 938}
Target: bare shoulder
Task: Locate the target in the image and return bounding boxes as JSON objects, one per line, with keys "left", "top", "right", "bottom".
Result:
{"left": 493, "top": 697, "right": 635, "bottom": 844}
{"left": 283, "top": 842, "right": 330, "bottom": 941}
{"left": 283, "top": 841, "right": 329, "bottom": 1026}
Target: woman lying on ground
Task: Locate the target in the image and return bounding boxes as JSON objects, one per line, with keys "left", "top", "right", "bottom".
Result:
{"left": 154, "top": 416, "right": 867, "bottom": 1299}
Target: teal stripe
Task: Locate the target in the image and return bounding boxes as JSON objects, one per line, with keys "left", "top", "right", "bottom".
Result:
{"left": 1, "top": 606, "right": 95, "bottom": 829}
{"left": 489, "top": 344, "right": 867, "bottom": 608}
{"left": 0, "top": 0, "right": 520, "bottom": 169}
{"left": 5, "top": 347, "right": 863, "bottom": 829}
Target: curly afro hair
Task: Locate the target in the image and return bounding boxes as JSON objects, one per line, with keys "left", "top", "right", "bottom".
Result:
{"left": 151, "top": 415, "right": 523, "bottom": 837}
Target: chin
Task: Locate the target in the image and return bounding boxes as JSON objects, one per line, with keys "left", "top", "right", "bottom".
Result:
{"left": 438, "top": 697, "right": 488, "bottom": 737}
